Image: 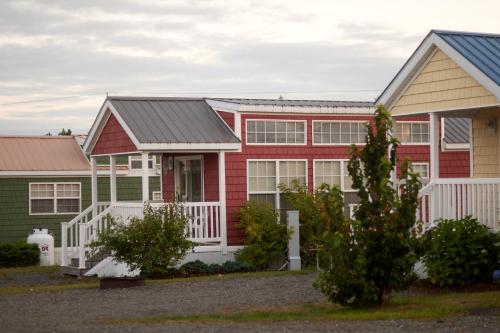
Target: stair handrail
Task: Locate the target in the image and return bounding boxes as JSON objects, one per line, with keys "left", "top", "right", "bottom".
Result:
{"left": 78, "top": 205, "right": 113, "bottom": 269}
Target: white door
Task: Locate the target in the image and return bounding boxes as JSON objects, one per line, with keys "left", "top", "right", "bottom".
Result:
{"left": 175, "top": 156, "right": 203, "bottom": 202}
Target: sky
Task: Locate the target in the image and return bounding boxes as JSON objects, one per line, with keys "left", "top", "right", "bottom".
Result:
{"left": 0, "top": 0, "right": 499, "bottom": 135}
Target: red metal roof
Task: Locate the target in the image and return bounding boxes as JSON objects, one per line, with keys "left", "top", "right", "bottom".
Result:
{"left": 0, "top": 136, "right": 90, "bottom": 172}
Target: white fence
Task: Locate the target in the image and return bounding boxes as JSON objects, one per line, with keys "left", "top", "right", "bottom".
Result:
{"left": 417, "top": 178, "right": 500, "bottom": 232}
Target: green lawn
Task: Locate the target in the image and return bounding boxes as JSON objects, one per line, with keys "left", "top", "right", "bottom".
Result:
{"left": 105, "top": 291, "right": 500, "bottom": 324}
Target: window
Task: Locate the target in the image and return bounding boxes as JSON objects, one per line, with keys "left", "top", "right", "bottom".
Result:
{"left": 129, "top": 155, "right": 157, "bottom": 170}
{"left": 246, "top": 120, "right": 306, "bottom": 145}
{"left": 412, "top": 163, "right": 429, "bottom": 179}
{"left": 313, "top": 121, "right": 368, "bottom": 145}
{"left": 313, "top": 160, "right": 354, "bottom": 191}
{"left": 30, "top": 183, "right": 80, "bottom": 215}
{"left": 248, "top": 160, "right": 307, "bottom": 209}
{"left": 395, "top": 122, "right": 429, "bottom": 144}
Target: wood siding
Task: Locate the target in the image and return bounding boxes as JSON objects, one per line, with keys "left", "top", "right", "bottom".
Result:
{"left": 217, "top": 111, "right": 235, "bottom": 130}
{"left": 391, "top": 49, "right": 498, "bottom": 116}
{"left": 92, "top": 111, "right": 137, "bottom": 155}
{"left": 472, "top": 107, "right": 500, "bottom": 177}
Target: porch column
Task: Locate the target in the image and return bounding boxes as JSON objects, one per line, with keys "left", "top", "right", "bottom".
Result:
{"left": 91, "top": 156, "right": 98, "bottom": 216}
{"left": 110, "top": 155, "right": 117, "bottom": 204}
{"left": 142, "top": 152, "right": 149, "bottom": 203}
{"left": 429, "top": 112, "right": 440, "bottom": 223}
{"left": 218, "top": 151, "right": 228, "bottom": 254}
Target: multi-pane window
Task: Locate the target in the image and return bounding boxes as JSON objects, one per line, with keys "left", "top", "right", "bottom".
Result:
{"left": 395, "top": 122, "right": 430, "bottom": 144}
{"left": 30, "top": 183, "right": 80, "bottom": 214}
{"left": 412, "top": 163, "right": 429, "bottom": 179}
{"left": 248, "top": 160, "right": 307, "bottom": 209}
{"left": 313, "top": 121, "right": 368, "bottom": 145}
{"left": 130, "top": 155, "right": 157, "bottom": 170}
{"left": 314, "top": 160, "right": 354, "bottom": 191}
{"left": 246, "top": 120, "right": 306, "bottom": 145}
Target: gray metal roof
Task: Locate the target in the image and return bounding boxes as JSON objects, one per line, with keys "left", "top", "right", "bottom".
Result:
{"left": 108, "top": 97, "right": 240, "bottom": 144}
{"left": 214, "top": 98, "right": 374, "bottom": 108}
{"left": 443, "top": 118, "right": 470, "bottom": 144}
{"left": 434, "top": 30, "right": 500, "bottom": 86}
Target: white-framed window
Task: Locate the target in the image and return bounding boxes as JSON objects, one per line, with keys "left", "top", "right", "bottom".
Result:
{"left": 152, "top": 191, "right": 163, "bottom": 201}
{"left": 247, "top": 160, "right": 307, "bottom": 209}
{"left": 412, "top": 162, "right": 429, "bottom": 179}
{"left": 313, "top": 160, "right": 354, "bottom": 191}
{"left": 29, "top": 183, "right": 81, "bottom": 215}
{"left": 312, "top": 121, "right": 368, "bottom": 145}
{"left": 129, "top": 155, "right": 159, "bottom": 170}
{"left": 395, "top": 122, "right": 430, "bottom": 144}
{"left": 246, "top": 120, "right": 306, "bottom": 145}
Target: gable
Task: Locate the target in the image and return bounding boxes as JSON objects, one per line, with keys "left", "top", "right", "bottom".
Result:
{"left": 92, "top": 111, "right": 137, "bottom": 155}
{"left": 391, "top": 49, "right": 498, "bottom": 116}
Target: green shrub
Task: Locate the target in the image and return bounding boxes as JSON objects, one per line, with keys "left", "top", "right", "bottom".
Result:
{"left": 314, "top": 106, "right": 421, "bottom": 307}
{"left": 180, "top": 260, "right": 209, "bottom": 275}
{"left": 0, "top": 241, "right": 40, "bottom": 268}
{"left": 235, "top": 201, "right": 291, "bottom": 270}
{"left": 423, "top": 216, "right": 500, "bottom": 286}
{"left": 207, "top": 263, "right": 222, "bottom": 274}
{"left": 221, "top": 260, "right": 256, "bottom": 273}
{"left": 90, "top": 203, "right": 193, "bottom": 278}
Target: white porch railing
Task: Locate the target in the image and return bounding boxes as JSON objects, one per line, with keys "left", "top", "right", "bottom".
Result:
{"left": 60, "top": 202, "right": 110, "bottom": 267}
{"left": 61, "top": 201, "right": 221, "bottom": 268}
{"left": 418, "top": 178, "right": 500, "bottom": 232}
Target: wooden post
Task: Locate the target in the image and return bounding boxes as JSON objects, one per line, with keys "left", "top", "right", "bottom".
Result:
{"left": 430, "top": 112, "right": 440, "bottom": 223}
{"left": 110, "top": 155, "right": 117, "bottom": 204}
{"left": 142, "top": 152, "right": 149, "bottom": 203}
{"left": 91, "top": 156, "right": 98, "bottom": 216}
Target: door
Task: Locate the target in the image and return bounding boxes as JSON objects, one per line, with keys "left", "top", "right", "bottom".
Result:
{"left": 175, "top": 156, "right": 203, "bottom": 202}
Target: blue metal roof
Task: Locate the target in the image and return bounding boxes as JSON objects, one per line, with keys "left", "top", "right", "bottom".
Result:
{"left": 434, "top": 30, "right": 500, "bottom": 85}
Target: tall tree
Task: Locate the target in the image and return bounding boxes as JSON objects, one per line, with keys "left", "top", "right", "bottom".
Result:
{"left": 58, "top": 128, "right": 72, "bottom": 136}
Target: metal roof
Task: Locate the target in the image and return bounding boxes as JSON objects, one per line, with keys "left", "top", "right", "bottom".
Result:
{"left": 0, "top": 136, "right": 90, "bottom": 171}
{"left": 107, "top": 97, "right": 240, "bottom": 144}
{"left": 443, "top": 118, "right": 470, "bottom": 144}
{"left": 214, "top": 98, "right": 374, "bottom": 108}
{"left": 434, "top": 30, "right": 500, "bottom": 86}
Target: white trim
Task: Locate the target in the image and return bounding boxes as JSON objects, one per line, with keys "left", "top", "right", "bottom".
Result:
{"left": 412, "top": 162, "right": 430, "bottom": 180}
{"left": 218, "top": 151, "right": 227, "bottom": 254}
{"left": 378, "top": 32, "right": 500, "bottom": 109}
{"left": 470, "top": 118, "right": 474, "bottom": 177}
{"left": 312, "top": 159, "right": 356, "bottom": 192}
{"left": 394, "top": 120, "right": 431, "bottom": 145}
{"left": 440, "top": 118, "right": 471, "bottom": 151}
{"left": 110, "top": 155, "right": 117, "bottom": 204}
{"left": 29, "top": 182, "right": 81, "bottom": 215}
{"left": 312, "top": 120, "right": 369, "bottom": 146}
{"left": 137, "top": 142, "right": 241, "bottom": 151}
{"left": 245, "top": 119, "right": 307, "bottom": 146}
{"left": 0, "top": 171, "right": 90, "bottom": 177}
{"left": 430, "top": 113, "right": 440, "bottom": 180}
{"left": 142, "top": 152, "right": 149, "bottom": 202}
{"left": 91, "top": 156, "right": 98, "bottom": 214}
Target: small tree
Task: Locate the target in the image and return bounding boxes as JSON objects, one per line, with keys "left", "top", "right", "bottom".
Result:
{"left": 314, "top": 105, "right": 421, "bottom": 306}
{"left": 91, "top": 203, "right": 193, "bottom": 277}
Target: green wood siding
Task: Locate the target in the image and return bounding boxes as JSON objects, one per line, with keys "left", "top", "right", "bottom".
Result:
{"left": 0, "top": 176, "right": 160, "bottom": 246}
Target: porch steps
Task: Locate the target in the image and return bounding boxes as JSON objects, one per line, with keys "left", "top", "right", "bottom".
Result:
{"left": 61, "top": 250, "right": 112, "bottom": 277}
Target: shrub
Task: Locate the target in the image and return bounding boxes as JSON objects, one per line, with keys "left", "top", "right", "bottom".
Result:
{"left": 423, "top": 216, "right": 500, "bottom": 286}
{"left": 207, "top": 263, "right": 222, "bottom": 274}
{"left": 235, "top": 201, "right": 291, "bottom": 270}
{"left": 90, "top": 203, "right": 193, "bottom": 278}
{"left": 180, "top": 260, "right": 209, "bottom": 275}
{"left": 222, "top": 260, "right": 256, "bottom": 273}
{"left": 314, "top": 105, "right": 421, "bottom": 306}
{"left": 0, "top": 241, "right": 40, "bottom": 268}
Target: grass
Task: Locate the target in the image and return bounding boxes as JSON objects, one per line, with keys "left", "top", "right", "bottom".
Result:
{"left": 0, "top": 269, "right": 311, "bottom": 295}
{"left": 104, "top": 291, "right": 500, "bottom": 325}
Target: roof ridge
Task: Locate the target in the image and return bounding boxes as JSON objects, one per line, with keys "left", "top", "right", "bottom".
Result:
{"left": 0, "top": 135, "right": 75, "bottom": 139}
{"left": 107, "top": 96, "right": 205, "bottom": 101}
{"left": 212, "top": 97, "right": 374, "bottom": 103}
{"left": 432, "top": 29, "right": 500, "bottom": 38}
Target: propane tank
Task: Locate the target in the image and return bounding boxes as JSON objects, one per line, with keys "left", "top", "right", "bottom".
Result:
{"left": 27, "top": 228, "right": 55, "bottom": 266}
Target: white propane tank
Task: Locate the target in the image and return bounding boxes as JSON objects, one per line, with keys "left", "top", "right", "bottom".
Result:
{"left": 27, "top": 228, "right": 55, "bottom": 266}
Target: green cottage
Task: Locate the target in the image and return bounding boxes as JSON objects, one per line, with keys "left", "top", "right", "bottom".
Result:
{"left": 0, "top": 136, "right": 160, "bottom": 264}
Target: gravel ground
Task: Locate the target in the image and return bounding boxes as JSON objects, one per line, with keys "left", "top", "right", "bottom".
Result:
{"left": 0, "top": 270, "right": 85, "bottom": 287}
{"left": 0, "top": 272, "right": 498, "bottom": 333}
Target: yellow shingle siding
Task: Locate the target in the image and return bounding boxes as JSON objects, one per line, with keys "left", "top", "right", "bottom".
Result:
{"left": 391, "top": 49, "right": 498, "bottom": 116}
{"left": 472, "top": 108, "right": 500, "bottom": 177}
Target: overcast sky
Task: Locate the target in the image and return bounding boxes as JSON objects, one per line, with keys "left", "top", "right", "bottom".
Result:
{"left": 0, "top": 0, "right": 498, "bottom": 135}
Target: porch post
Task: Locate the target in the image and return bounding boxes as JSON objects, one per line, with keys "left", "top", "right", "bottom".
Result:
{"left": 110, "top": 155, "right": 117, "bottom": 204}
{"left": 218, "top": 151, "right": 228, "bottom": 254}
{"left": 142, "top": 152, "right": 149, "bottom": 203}
{"left": 429, "top": 112, "right": 440, "bottom": 223}
{"left": 91, "top": 156, "right": 98, "bottom": 216}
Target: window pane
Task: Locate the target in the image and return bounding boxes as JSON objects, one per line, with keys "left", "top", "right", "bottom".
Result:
{"left": 131, "top": 160, "right": 142, "bottom": 169}
{"left": 247, "top": 132, "right": 256, "bottom": 143}
{"left": 31, "top": 199, "right": 54, "bottom": 214}
{"left": 343, "top": 163, "right": 353, "bottom": 190}
{"left": 57, "top": 199, "right": 80, "bottom": 213}
{"left": 249, "top": 194, "right": 276, "bottom": 208}
{"left": 276, "top": 122, "right": 286, "bottom": 132}
{"left": 296, "top": 122, "right": 305, "bottom": 132}
{"left": 247, "top": 120, "right": 256, "bottom": 132}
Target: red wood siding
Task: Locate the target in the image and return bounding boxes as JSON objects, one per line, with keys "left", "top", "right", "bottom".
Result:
{"left": 161, "top": 153, "right": 219, "bottom": 202}
{"left": 217, "top": 111, "right": 235, "bottom": 130}
{"left": 92, "top": 112, "right": 137, "bottom": 155}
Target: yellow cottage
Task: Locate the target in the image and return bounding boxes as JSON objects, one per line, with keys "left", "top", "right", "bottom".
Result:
{"left": 378, "top": 30, "right": 500, "bottom": 231}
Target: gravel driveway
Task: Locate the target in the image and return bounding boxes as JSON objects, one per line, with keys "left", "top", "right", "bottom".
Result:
{"left": 0, "top": 272, "right": 498, "bottom": 333}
